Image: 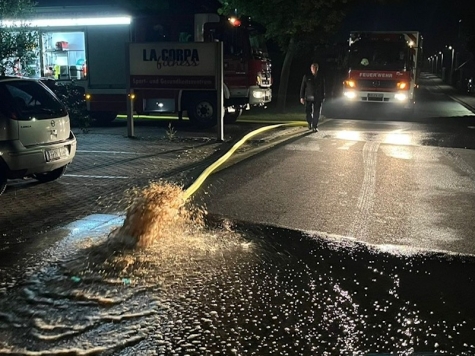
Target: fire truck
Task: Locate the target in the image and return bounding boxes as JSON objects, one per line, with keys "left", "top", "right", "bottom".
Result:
{"left": 19, "top": 6, "right": 272, "bottom": 128}
{"left": 342, "top": 31, "right": 422, "bottom": 111}
{"left": 85, "top": 11, "right": 272, "bottom": 128}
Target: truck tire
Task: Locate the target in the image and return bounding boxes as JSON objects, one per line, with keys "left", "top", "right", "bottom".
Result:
{"left": 187, "top": 95, "right": 217, "bottom": 129}
{"left": 224, "top": 107, "right": 243, "bottom": 124}
{"left": 91, "top": 111, "right": 117, "bottom": 125}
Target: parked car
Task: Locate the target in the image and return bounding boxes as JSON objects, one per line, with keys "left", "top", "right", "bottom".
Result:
{"left": 0, "top": 76, "right": 77, "bottom": 195}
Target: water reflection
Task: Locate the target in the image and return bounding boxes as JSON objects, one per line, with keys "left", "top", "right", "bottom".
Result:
{"left": 383, "top": 132, "right": 412, "bottom": 146}
{"left": 336, "top": 130, "right": 361, "bottom": 141}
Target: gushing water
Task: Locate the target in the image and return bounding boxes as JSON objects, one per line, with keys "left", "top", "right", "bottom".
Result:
{"left": 108, "top": 181, "right": 194, "bottom": 249}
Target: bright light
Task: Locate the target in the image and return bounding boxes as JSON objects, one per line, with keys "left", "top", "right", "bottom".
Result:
{"left": 253, "top": 91, "right": 264, "bottom": 99}
{"left": 2, "top": 16, "right": 132, "bottom": 27}
{"left": 344, "top": 80, "right": 356, "bottom": 88}
{"left": 336, "top": 130, "right": 360, "bottom": 141}
{"left": 228, "top": 17, "right": 241, "bottom": 27}
{"left": 85, "top": 94, "right": 91, "bottom": 100}
{"left": 344, "top": 91, "right": 357, "bottom": 99}
{"left": 397, "top": 81, "right": 408, "bottom": 90}
{"left": 384, "top": 133, "right": 412, "bottom": 145}
{"left": 408, "top": 40, "right": 415, "bottom": 47}
{"left": 158, "top": 103, "right": 164, "bottom": 108}
{"left": 395, "top": 93, "right": 407, "bottom": 101}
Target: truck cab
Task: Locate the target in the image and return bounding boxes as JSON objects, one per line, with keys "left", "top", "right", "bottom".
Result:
{"left": 342, "top": 31, "right": 422, "bottom": 112}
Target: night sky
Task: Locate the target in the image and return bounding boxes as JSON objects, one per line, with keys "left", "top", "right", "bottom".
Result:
{"left": 35, "top": 0, "right": 473, "bottom": 58}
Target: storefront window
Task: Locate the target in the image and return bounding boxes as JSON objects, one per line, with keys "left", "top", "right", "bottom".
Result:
{"left": 41, "top": 31, "right": 86, "bottom": 80}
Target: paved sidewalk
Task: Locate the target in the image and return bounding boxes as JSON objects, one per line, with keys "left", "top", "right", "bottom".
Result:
{"left": 420, "top": 72, "right": 475, "bottom": 114}
{"left": 69, "top": 117, "right": 308, "bottom": 183}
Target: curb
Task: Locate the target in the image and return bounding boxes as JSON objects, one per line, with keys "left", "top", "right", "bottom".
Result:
{"left": 447, "top": 94, "right": 475, "bottom": 115}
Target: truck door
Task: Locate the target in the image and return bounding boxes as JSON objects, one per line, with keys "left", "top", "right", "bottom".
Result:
{"left": 85, "top": 25, "right": 131, "bottom": 89}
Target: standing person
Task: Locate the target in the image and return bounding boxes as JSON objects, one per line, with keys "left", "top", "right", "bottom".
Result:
{"left": 300, "top": 62, "right": 325, "bottom": 132}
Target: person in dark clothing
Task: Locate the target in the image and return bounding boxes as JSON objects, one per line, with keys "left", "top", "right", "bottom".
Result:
{"left": 300, "top": 62, "right": 325, "bottom": 132}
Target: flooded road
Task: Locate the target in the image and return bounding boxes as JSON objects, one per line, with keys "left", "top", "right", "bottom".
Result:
{"left": 1, "top": 214, "right": 474, "bottom": 355}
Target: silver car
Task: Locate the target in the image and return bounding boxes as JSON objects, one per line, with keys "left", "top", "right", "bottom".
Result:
{"left": 0, "top": 76, "right": 77, "bottom": 195}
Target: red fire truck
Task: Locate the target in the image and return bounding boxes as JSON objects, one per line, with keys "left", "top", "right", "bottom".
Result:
{"left": 342, "top": 31, "right": 422, "bottom": 112}
{"left": 85, "top": 12, "right": 272, "bottom": 128}
{"left": 22, "top": 6, "right": 272, "bottom": 128}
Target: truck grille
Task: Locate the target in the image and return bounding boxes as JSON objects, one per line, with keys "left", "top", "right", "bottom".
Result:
{"left": 358, "top": 80, "right": 397, "bottom": 90}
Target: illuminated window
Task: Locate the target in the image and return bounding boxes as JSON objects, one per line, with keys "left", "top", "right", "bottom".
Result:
{"left": 41, "top": 32, "right": 86, "bottom": 80}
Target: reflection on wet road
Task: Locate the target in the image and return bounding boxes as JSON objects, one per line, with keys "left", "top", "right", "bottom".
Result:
{"left": 1, "top": 215, "right": 474, "bottom": 355}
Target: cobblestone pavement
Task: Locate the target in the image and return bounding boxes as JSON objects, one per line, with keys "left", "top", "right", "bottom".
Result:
{"left": 0, "top": 119, "right": 305, "bottom": 251}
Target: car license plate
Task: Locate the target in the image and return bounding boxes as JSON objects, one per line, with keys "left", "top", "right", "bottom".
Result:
{"left": 368, "top": 93, "right": 384, "bottom": 100}
{"left": 45, "top": 147, "right": 69, "bottom": 162}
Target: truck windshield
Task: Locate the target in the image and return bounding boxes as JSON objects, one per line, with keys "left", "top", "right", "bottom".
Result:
{"left": 249, "top": 31, "right": 269, "bottom": 59}
{"left": 204, "top": 25, "right": 249, "bottom": 57}
{"left": 204, "top": 24, "right": 268, "bottom": 60}
{"left": 349, "top": 41, "right": 408, "bottom": 71}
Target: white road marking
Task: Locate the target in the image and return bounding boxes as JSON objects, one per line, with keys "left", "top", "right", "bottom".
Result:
{"left": 76, "top": 150, "right": 140, "bottom": 155}
{"left": 348, "top": 141, "right": 380, "bottom": 239}
{"left": 65, "top": 174, "right": 129, "bottom": 179}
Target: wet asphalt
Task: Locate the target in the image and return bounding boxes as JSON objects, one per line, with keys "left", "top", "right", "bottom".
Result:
{"left": 1, "top": 73, "right": 475, "bottom": 355}
{"left": 0, "top": 216, "right": 474, "bottom": 355}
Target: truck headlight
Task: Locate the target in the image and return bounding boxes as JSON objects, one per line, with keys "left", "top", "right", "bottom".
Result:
{"left": 253, "top": 91, "right": 264, "bottom": 99}
{"left": 395, "top": 93, "right": 407, "bottom": 101}
{"left": 344, "top": 91, "right": 356, "bottom": 99}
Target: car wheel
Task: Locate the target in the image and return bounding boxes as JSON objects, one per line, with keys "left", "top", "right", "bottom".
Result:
{"left": 33, "top": 166, "right": 67, "bottom": 183}
{"left": 0, "top": 174, "right": 6, "bottom": 195}
{"left": 187, "top": 95, "right": 217, "bottom": 129}
{"left": 224, "top": 107, "right": 243, "bottom": 124}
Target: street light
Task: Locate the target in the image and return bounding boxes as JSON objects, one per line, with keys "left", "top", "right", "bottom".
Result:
{"left": 429, "top": 56, "right": 435, "bottom": 73}
{"left": 448, "top": 46, "right": 455, "bottom": 85}
{"left": 439, "top": 51, "right": 444, "bottom": 78}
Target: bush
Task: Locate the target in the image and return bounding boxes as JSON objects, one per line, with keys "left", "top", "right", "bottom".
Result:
{"left": 50, "top": 81, "right": 92, "bottom": 132}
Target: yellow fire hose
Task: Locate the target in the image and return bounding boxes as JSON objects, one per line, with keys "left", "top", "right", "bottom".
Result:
{"left": 182, "top": 121, "right": 307, "bottom": 201}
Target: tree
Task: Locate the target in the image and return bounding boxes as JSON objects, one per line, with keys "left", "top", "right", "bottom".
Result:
{"left": 116, "top": 0, "right": 220, "bottom": 16}
{"left": 218, "top": 0, "right": 387, "bottom": 112}
{"left": 0, "top": 0, "right": 39, "bottom": 76}
{"left": 458, "top": 2, "right": 475, "bottom": 59}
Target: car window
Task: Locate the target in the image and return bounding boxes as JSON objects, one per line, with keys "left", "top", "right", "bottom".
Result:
{"left": 2, "top": 80, "right": 67, "bottom": 120}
